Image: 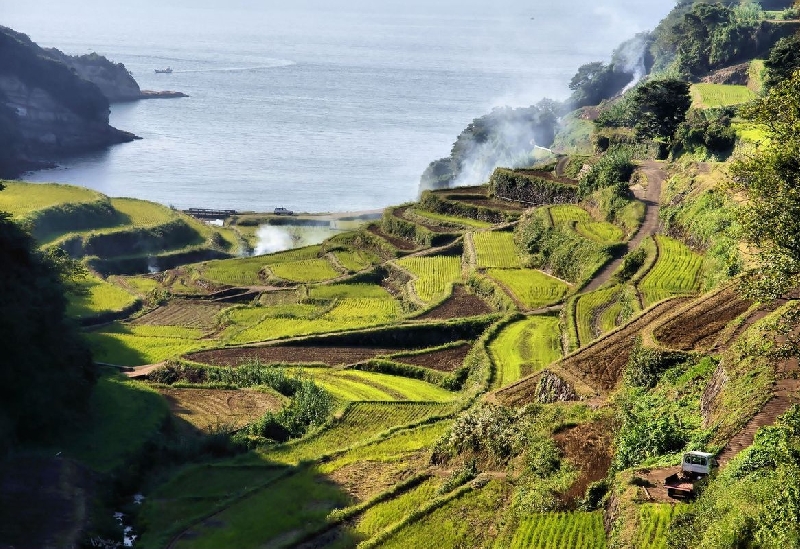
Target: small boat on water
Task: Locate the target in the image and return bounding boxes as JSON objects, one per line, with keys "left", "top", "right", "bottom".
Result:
{"left": 154, "top": 67, "right": 173, "bottom": 74}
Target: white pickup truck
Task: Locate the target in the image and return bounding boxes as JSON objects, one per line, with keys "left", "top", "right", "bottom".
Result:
{"left": 664, "top": 451, "right": 717, "bottom": 498}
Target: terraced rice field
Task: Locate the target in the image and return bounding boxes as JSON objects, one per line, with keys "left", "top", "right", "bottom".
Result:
{"left": 66, "top": 274, "right": 139, "bottom": 319}
{"left": 413, "top": 208, "right": 492, "bottom": 229}
{"left": 378, "top": 480, "right": 507, "bottom": 549}
{"left": 269, "top": 258, "right": 341, "bottom": 282}
{"left": 158, "top": 387, "right": 284, "bottom": 432}
{"left": 574, "top": 287, "right": 620, "bottom": 346}
{"left": 225, "top": 296, "right": 401, "bottom": 344}
{"left": 639, "top": 236, "right": 702, "bottom": 306}
{"left": 110, "top": 197, "right": 178, "bottom": 227}
{"left": 348, "top": 477, "right": 442, "bottom": 538}
{"left": 506, "top": 511, "right": 607, "bottom": 549}
{"left": 0, "top": 181, "right": 104, "bottom": 218}
{"left": 84, "top": 324, "right": 209, "bottom": 366}
{"left": 549, "top": 205, "right": 623, "bottom": 244}
{"left": 266, "top": 402, "right": 455, "bottom": 464}
{"left": 332, "top": 249, "right": 381, "bottom": 272}
{"left": 633, "top": 504, "right": 687, "bottom": 549}
{"left": 487, "top": 268, "right": 569, "bottom": 309}
{"left": 310, "top": 283, "right": 394, "bottom": 299}
{"left": 473, "top": 231, "right": 521, "bottom": 268}
{"left": 197, "top": 245, "right": 325, "bottom": 285}
{"left": 133, "top": 300, "right": 228, "bottom": 329}
{"left": 691, "top": 83, "right": 756, "bottom": 108}
{"left": 397, "top": 255, "right": 463, "bottom": 302}
{"left": 489, "top": 316, "right": 562, "bottom": 387}
{"left": 303, "top": 369, "right": 457, "bottom": 402}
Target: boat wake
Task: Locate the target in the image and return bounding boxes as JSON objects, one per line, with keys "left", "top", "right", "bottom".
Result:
{"left": 173, "top": 61, "right": 295, "bottom": 73}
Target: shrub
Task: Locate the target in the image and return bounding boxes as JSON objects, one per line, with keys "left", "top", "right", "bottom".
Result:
{"left": 578, "top": 150, "right": 635, "bottom": 196}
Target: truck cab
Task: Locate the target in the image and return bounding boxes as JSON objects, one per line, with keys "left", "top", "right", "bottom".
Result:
{"left": 681, "top": 451, "right": 715, "bottom": 476}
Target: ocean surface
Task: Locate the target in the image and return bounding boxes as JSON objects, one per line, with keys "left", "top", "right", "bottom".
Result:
{"left": 2, "top": 0, "right": 674, "bottom": 213}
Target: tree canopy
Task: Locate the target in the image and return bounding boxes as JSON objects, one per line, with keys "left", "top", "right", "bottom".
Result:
{"left": 0, "top": 205, "right": 96, "bottom": 448}
{"left": 764, "top": 34, "right": 800, "bottom": 91}
{"left": 631, "top": 78, "right": 691, "bottom": 143}
{"left": 731, "top": 69, "right": 800, "bottom": 298}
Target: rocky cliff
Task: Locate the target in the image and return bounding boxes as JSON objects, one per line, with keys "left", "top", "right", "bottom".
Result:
{"left": 45, "top": 49, "right": 187, "bottom": 103}
{"left": 0, "top": 26, "right": 137, "bottom": 178}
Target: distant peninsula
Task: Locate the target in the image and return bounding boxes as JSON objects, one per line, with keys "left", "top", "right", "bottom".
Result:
{"left": 0, "top": 25, "right": 186, "bottom": 178}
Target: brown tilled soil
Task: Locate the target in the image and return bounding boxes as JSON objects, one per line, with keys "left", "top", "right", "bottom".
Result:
{"left": 713, "top": 298, "right": 790, "bottom": 352}
{"left": 554, "top": 417, "right": 614, "bottom": 506}
{"left": 652, "top": 285, "right": 753, "bottom": 351}
{"left": 325, "top": 455, "right": 426, "bottom": 502}
{"left": 439, "top": 185, "right": 487, "bottom": 196}
{"left": 449, "top": 196, "right": 528, "bottom": 211}
{"left": 634, "top": 466, "right": 684, "bottom": 503}
{"left": 185, "top": 345, "right": 408, "bottom": 367}
{"left": 558, "top": 298, "right": 692, "bottom": 392}
{"left": 158, "top": 388, "right": 284, "bottom": 432}
{"left": 367, "top": 225, "right": 417, "bottom": 251}
{"left": 394, "top": 343, "right": 472, "bottom": 372}
{"left": 395, "top": 206, "right": 452, "bottom": 233}
{"left": 416, "top": 286, "right": 493, "bottom": 320}
{"left": 133, "top": 299, "right": 228, "bottom": 329}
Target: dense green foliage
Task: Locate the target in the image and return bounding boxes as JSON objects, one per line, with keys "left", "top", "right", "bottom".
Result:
{"left": 0, "top": 209, "right": 96, "bottom": 447}
{"left": 515, "top": 209, "right": 617, "bottom": 284}
{"left": 730, "top": 70, "right": 800, "bottom": 297}
{"left": 578, "top": 150, "right": 635, "bottom": 196}
{"left": 668, "top": 406, "right": 800, "bottom": 548}
{"left": 489, "top": 168, "right": 578, "bottom": 205}
{"left": 763, "top": 34, "right": 800, "bottom": 90}
{"left": 632, "top": 79, "right": 692, "bottom": 144}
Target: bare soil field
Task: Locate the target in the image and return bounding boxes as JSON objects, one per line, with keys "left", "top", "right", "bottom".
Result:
{"left": 133, "top": 299, "right": 228, "bottom": 329}
{"left": 185, "top": 345, "right": 409, "bottom": 367}
{"left": 416, "top": 286, "right": 493, "bottom": 320}
{"left": 652, "top": 285, "right": 752, "bottom": 351}
{"left": 393, "top": 343, "right": 472, "bottom": 372}
{"left": 395, "top": 206, "right": 453, "bottom": 234}
{"left": 326, "top": 454, "right": 427, "bottom": 502}
{"left": 448, "top": 196, "right": 528, "bottom": 211}
{"left": 554, "top": 417, "right": 614, "bottom": 506}
{"left": 367, "top": 225, "right": 417, "bottom": 251}
{"left": 158, "top": 388, "right": 284, "bottom": 432}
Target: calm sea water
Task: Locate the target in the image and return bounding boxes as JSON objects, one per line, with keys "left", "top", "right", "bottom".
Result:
{"left": 2, "top": 0, "right": 673, "bottom": 213}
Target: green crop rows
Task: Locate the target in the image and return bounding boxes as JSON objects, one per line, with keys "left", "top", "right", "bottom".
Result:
{"left": 574, "top": 287, "right": 619, "bottom": 346}
{"left": 269, "top": 258, "right": 341, "bottom": 282}
{"left": 550, "top": 205, "right": 623, "bottom": 244}
{"left": 0, "top": 181, "right": 103, "bottom": 218}
{"left": 266, "top": 402, "right": 454, "bottom": 465}
{"left": 333, "top": 249, "right": 380, "bottom": 272}
{"left": 413, "top": 208, "right": 492, "bottom": 229}
{"left": 473, "top": 231, "right": 521, "bottom": 268}
{"left": 633, "top": 504, "right": 687, "bottom": 549}
{"left": 309, "top": 283, "right": 391, "bottom": 299}
{"left": 110, "top": 197, "right": 178, "bottom": 227}
{"left": 487, "top": 268, "right": 569, "bottom": 309}
{"left": 506, "top": 511, "right": 607, "bottom": 549}
{"left": 227, "top": 296, "right": 400, "bottom": 344}
{"left": 639, "top": 236, "right": 702, "bottom": 306}
{"left": 66, "top": 274, "right": 139, "bottom": 319}
{"left": 489, "top": 315, "right": 562, "bottom": 388}
{"left": 303, "top": 369, "right": 457, "bottom": 403}
{"left": 690, "top": 83, "right": 756, "bottom": 108}
{"left": 397, "top": 255, "right": 463, "bottom": 302}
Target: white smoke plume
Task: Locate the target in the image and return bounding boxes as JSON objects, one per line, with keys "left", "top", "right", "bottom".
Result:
{"left": 614, "top": 33, "right": 651, "bottom": 93}
{"left": 254, "top": 225, "right": 294, "bottom": 256}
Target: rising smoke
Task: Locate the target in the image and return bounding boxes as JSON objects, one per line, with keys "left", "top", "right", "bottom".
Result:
{"left": 613, "top": 33, "right": 653, "bottom": 93}
{"left": 254, "top": 225, "right": 295, "bottom": 255}
{"left": 418, "top": 28, "right": 655, "bottom": 194}
{"left": 419, "top": 102, "right": 560, "bottom": 191}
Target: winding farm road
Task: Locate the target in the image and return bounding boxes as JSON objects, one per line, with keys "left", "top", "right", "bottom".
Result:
{"left": 581, "top": 161, "right": 666, "bottom": 293}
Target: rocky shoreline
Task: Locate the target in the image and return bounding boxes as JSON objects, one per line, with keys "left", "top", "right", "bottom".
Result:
{"left": 0, "top": 25, "right": 186, "bottom": 179}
